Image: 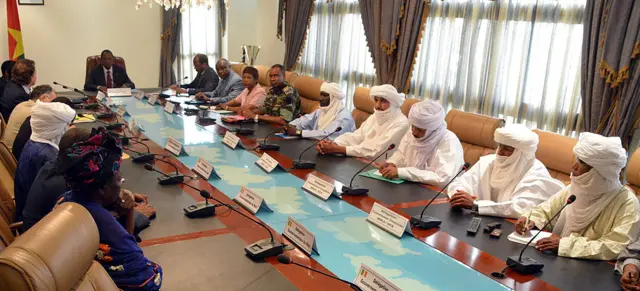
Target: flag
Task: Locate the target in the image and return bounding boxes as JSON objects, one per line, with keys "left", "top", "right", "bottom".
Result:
{"left": 7, "top": 0, "right": 24, "bottom": 60}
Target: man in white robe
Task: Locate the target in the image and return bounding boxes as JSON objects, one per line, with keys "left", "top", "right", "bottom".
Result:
{"left": 316, "top": 84, "right": 409, "bottom": 159}
{"left": 517, "top": 132, "right": 639, "bottom": 260}
{"left": 377, "top": 100, "right": 464, "bottom": 188}
{"left": 448, "top": 124, "right": 564, "bottom": 218}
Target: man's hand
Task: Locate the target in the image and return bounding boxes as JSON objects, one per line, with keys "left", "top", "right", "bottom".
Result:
{"left": 622, "top": 264, "right": 640, "bottom": 291}
{"left": 133, "top": 193, "right": 148, "bottom": 204}
{"left": 286, "top": 125, "right": 298, "bottom": 136}
{"left": 97, "top": 86, "right": 108, "bottom": 93}
{"left": 535, "top": 235, "right": 561, "bottom": 253}
{"left": 515, "top": 216, "right": 536, "bottom": 235}
{"left": 118, "top": 190, "right": 136, "bottom": 214}
{"left": 169, "top": 85, "right": 179, "bottom": 91}
{"left": 242, "top": 110, "right": 256, "bottom": 119}
{"left": 449, "top": 190, "right": 476, "bottom": 209}
{"left": 379, "top": 164, "right": 399, "bottom": 179}
{"left": 317, "top": 141, "right": 342, "bottom": 155}
{"left": 121, "top": 84, "right": 130, "bottom": 88}
{"left": 195, "top": 92, "right": 210, "bottom": 102}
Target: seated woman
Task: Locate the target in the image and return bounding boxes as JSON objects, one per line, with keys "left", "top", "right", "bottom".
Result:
{"left": 216, "top": 66, "right": 266, "bottom": 114}
{"left": 58, "top": 130, "right": 162, "bottom": 290}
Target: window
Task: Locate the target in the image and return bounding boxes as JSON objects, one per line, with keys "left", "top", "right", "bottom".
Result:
{"left": 177, "top": 5, "right": 222, "bottom": 81}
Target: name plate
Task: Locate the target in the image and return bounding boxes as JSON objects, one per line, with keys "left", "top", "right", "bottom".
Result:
{"left": 192, "top": 157, "right": 220, "bottom": 180}
{"left": 222, "top": 131, "right": 240, "bottom": 149}
{"left": 107, "top": 88, "right": 132, "bottom": 97}
{"left": 105, "top": 96, "right": 115, "bottom": 107}
{"left": 283, "top": 217, "right": 318, "bottom": 256}
{"left": 164, "top": 137, "right": 183, "bottom": 156}
{"left": 353, "top": 264, "right": 401, "bottom": 291}
{"left": 116, "top": 105, "right": 127, "bottom": 117}
{"left": 127, "top": 117, "right": 143, "bottom": 132}
{"left": 148, "top": 94, "right": 158, "bottom": 105}
{"left": 96, "top": 91, "right": 106, "bottom": 102}
{"left": 234, "top": 186, "right": 272, "bottom": 214}
{"left": 366, "top": 202, "right": 412, "bottom": 238}
{"left": 164, "top": 101, "right": 176, "bottom": 114}
{"left": 302, "top": 174, "right": 339, "bottom": 201}
{"left": 255, "top": 153, "right": 281, "bottom": 173}
{"left": 133, "top": 91, "right": 145, "bottom": 100}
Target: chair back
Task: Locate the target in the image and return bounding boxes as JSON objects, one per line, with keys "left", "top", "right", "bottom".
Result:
{"left": 532, "top": 129, "right": 578, "bottom": 185}
{"left": 85, "top": 55, "right": 127, "bottom": 83}
{"left": 293, "top": 75, "right": 324, "bottom": 115}
{"left": 445, "top": 109, "right": 504, "bottom": 166}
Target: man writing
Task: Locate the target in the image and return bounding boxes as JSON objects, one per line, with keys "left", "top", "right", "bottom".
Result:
{"left": 316, "top": 84, "right": 408, "bottom": 159}
{"left": 516, "top": 132, "right": 639, "bottom": 260}
{"left": 378, "top": 100, "right": 464, "bottom": 187}
{"left": 241, "top": 64, "right": 300, "bottom": 125}
{"left": 195, "top": 58, "right": 243, "bottom": 105}
{"left": 617, "top": 240, "right": 640, "bottom": 291}
{"left": 447, "top": 124, "right": 564, "bottom": 218}
{"left": 285, "top": 82, "right": 355, "bottom": 139}
{"left": 84, "top": 50, "right": 135, "bottom": 93}
{"left": 171, "top": 54, "right": 218, "bottom": 95}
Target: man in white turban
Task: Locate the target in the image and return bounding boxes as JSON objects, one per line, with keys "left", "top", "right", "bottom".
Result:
{"left": 516, "top": 132, "right": 639, "bottom": 260}
{"left": 316, "top": 84, "right": 409, "bottom": 159}
{"left": 448, "top": 124, "right": 564, "bottom": 218}
{"left": 285, "top": 82, "right": 355, "bottom": 139}
{"left": 14, "top": 100, "right": 75, "bottom": 220}
{"left": 377, "top": 100, "right": 464, "bottom": 188}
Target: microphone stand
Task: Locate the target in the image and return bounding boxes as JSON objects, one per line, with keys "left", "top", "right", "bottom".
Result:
{"left": 277, "top": 255, "right": 362, "bottom": 291}
{"left": 292, "top": 127, "right": 342, "bottom": 169}
{"left": 259, "top": 126, "right": 283, "bottom": 151}
{"left": 341, "top": 144, "right": 395, "bottom": 196}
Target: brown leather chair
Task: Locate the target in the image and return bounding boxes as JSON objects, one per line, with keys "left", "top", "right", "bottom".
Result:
{"left": 0, "top": 114, "right": 5, "bottom": 140}
{"left": 254, "top": 65, "right": 297, "bottom": 88}
{"left": 401, "top": 98, "right": 421, "bottom": 117}
{"left": 532, "top": 129, "right": 578, "bottom": 185}
{"left": 230, "top": 62, "right": 247, "bottom": 76}
{"left": 0, "top": 141, "right": 17, "bottom": 178}
{"left": 85, "top": 55, "right": 127, "bottom": 83}
{"left": 0, "top": 202, "right": 119, "bottom": 291}
{"left": 352, "top": 87, "right": 375, "bottom": 129}
{"left": 626, "top": 150, "right": 640, "bottom": 196}
{"left": 293, "top": 75, "right": 324, "bottom": 115}
{"left": 445, "top": 109, "right": 504, "bottom": 166}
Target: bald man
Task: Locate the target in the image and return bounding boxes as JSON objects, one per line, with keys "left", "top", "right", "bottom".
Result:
{"left": 195, "top": 58, "right": 244, "bottom": 105}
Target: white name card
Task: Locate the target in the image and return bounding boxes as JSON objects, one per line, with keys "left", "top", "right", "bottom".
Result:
{"left": 234, "top": 186, "right": 272, "bottom": 214}
{"left": 255, "top": 153, "right": 281, "bottom": 173}
{"left": 133, "top": 91, "right": 145, "bottom": 100}
{"left": 127, "top": 117, "right": 143, "bottom": 132}
{"left": 192, "top": 157, "right": 220, "bottom": 180}
{"left": 222, "top": 131, "right": 241, "bottom": 149}
{"left": 302, "top": 174, "right": 339, "bottom": 201}
{"left": 148, "top": 94, "right": 158, "bottom": 105}
{"left": 353, "top": 264, "right": 401, "bottom": 291}
{"left": 164, "top": 137, "right": 183, "bottom": 156}
{"left": 96, "top": 91, "right": 106, "bottom": 102}
{"left": 367, "top": 202, "right": 412, "bottom": 238}
{"left": 107, "top": 88, "right": 132, "bottom": 97}
{"left": 105, "top": 97, "right": 115, "bottom": 107}
{"left": 283, "top": 216, "right": 318, "bottom": 256}
{"left": 164, "top": 101, "right": 176, "bottom": 114}
{"left": 116, "top": 105, "right": 127, "bottom": 117}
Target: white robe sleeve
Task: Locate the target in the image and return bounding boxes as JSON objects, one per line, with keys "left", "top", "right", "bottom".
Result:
{"left": 288, "top": 111, "right": 316, "bottom": 131}
{"left": 386, "top": 149, "right": 406, "bottom": 166}
{"left": 334, "top": 118, "right": 368, "bottom": 147}
{"left": 447, "top": 158, "right": 488, "bottom": 198}
{"left": 335, "top": 117, "right": 407, "bottom": 159}
{"left": 396, "top": 136, "right": 464, "bottom": 188}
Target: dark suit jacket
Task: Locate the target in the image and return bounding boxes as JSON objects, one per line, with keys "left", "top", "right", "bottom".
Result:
{"left": 84, "top": 64, "right": 135, "bottom": 91}
{"left": 1, "top": 81, "right": 30, "bottom": 121}
{"left": 0, "top": 77, "right": 8, "bottom": 102}
{"left": 181, "top": 66, "right": 219, "bottom": 94}
{"left": 12, "top": 115, "right": 31, "bottom": 160}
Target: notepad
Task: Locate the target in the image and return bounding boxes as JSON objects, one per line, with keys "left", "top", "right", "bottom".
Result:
{"left": 74, "top": 114, "right": 96, "bottom": 123}
{"left": 358, "top": 169, "right": 405, "bottom": 184}
{"left": 507, "top": 230, "right": 552, "bottom": 245}
{"left": 209, "top": 109, "right": 234, "bottom": 114}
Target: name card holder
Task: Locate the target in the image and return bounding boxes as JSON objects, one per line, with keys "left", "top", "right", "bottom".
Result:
{"left": 222, "top": 131, "right": 245, "bottom": 149}
{"left": 255, "top": 153, "right": 284, "bottom": 173}
{"left": 282, "top": 217, "right": 319, "bottom": 256}
{"left": 301, "top": 174, "right": 341, "bottom": 201}
{"left": 164, "top": 137, "right": 186, "bottom": 156}
{"left": 353, "top": 264, "right": 401, "bottom": 291}
{"left": 233, "top": 186, "right": 272, "bottom": 214}
{"left": 127, "top": 117, "right": 144, "bottom": 133}
{"left": 192, "top": 157, "right": 221, "bottom": 180}
{"left": 148, "top": 94, "right": 158, "bottom": 105}
{"left": 366, "top": 202, "right": 412, "bottom": 238}
{"left": 164, "top": 101, "right": 176, "bottom": 114}
{"left": 116, "top": 105, "right": 128, "bottom": 117}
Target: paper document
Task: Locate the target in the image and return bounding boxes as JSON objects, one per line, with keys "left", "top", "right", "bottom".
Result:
{"left": 508, "top": 230, "right": 553, "bottom": 245}
{"left": 74, "top": 114, "right": 96, "bottom": 123}
{"left": 209, "top": 109, "right": 234, "bottom": 114}
{"left": 358, "top": 169, "right": 405, "bottom": 184}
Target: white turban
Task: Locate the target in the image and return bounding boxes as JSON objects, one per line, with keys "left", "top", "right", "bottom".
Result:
{"left": 397, "top": 100, "right": 447, "bottom": 169}
{"left": 554, "top": 132, "right": 627, "bottom": 237}
{"left": 30, "top": 101, "right": 76, "bottom": 150}
{"left": 317, "top": 82, "right": 345, "bottom": 130}
{"left": 489, "top": 124, "right": 539, "bottom": 198}
{"left": 369, "top": 84, "right": 405, "bottom": 125}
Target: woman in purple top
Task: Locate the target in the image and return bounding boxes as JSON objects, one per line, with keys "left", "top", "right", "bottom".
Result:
{"left": 58, "top": 129, "right": 162, "bottom": 290}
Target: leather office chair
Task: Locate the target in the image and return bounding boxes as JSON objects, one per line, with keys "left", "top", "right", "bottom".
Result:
{"left": 0, "top": 141, "right": 17, "bottom": 178}
{"left": 0, "top": 114, "right": 5, "bottom": 140}
{"left": 351, "top": 87, "right": 375, "bottom": 129}
{"left": 445, "top": 109, "right": 504, "bottom": 166}
{"left": 293, "top": 75, "right": 323, "bottom": 115}
{"left": 254, "top": 65, "right": 297, "bottom": 88}
{"left": 0, "top": 202, "right": 119, "bottom": 291}
{"left": 626, "top": 150, "right": 640, "bottom": 196}
{"left": 532, "top": 129, "right": 578, "bottom": 185}
{"left": 85, "top": 55, "right": 127, "bottom": 83}
{"left": 401, "top": 98, "right": 421, "bottom": 117}
{"left": 230, "top": 62, "right": 247, "bottom": 76}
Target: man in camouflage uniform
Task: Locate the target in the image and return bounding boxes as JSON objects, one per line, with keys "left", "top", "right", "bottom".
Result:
{"left": 242, "top": 64, "right": 300, "bottom": 125}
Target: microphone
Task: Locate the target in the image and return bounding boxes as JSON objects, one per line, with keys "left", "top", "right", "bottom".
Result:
{"left": 235, "top": 119, "right": 255, "bottom": 136}
{"left": 277, "top": 255, "right": 362, "bottom": 291}
{"left": 95, "top": 118, "right": 125, "bottom": 130}
{"left": 341, "top": 144, "right": 395, "bottom": 196}
{"left": 410, "top": 162, "right": 471, "bottom": 229}
{"left": 505, "top": 195, "right": 576, "bottom": 275}
{"left": 143, "top": 162, "right": 186, "bottom": 186}
{"left": 124, "top": 138, "right": 158, "bottom": 163}
{"left": 53, "top": 81, "right": 90, "bottom": 98}
{"left": 292, "top": 127, "right": 342, "bottom": 169}
{"left": 258, "top": 126, "right": 283, "bottom": 151}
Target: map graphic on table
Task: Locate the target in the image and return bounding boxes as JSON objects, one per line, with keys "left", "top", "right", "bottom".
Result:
{"left": 117, "top": 96, "right": 511, "bottom": 291}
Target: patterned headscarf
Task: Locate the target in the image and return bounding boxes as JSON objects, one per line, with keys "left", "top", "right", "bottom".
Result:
{"left": 61, "top": 128, "right": 123, "bottom": 191}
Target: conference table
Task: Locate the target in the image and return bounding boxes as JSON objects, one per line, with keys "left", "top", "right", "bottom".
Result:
{"left": 66, "top": 89, "right": 621, "bottom": 291}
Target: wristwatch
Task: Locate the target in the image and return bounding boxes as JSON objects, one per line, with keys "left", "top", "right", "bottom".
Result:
{"left": 254, "top": 114, "right": 259, "bottom": 123}
{"left": 296, "top": 129, "right": 302, "bottom": 136}
{"left": 471, "top": 200, "right": 479, "bottom": 214}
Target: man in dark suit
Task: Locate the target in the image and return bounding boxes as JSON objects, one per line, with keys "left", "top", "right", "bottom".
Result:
{"left": 1, "top": 59, "right": 36, "bottom": 120}
{"left": 84, "top": 49, "right": 135, "bottom": 93}
{"left": 0, "top": 60, "right": 16, "bottom": 101}
{"left": 170, "top": 54, "right": 218, "bottom": 95}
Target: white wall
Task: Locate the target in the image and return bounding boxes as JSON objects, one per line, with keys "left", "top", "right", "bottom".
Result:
{"left": 0, "top": 0, "right": 161, "bottom": 90}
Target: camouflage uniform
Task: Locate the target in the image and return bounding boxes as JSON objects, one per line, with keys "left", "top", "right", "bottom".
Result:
{"left": 260, "top": 82, "right": 301, "bottom": 122}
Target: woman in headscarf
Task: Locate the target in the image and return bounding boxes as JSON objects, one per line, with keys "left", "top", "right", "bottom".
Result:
{"left": 286, "top": 82, "right": 355, "bottom": 139}
{"left": 516, "top": 132, "right": 639, "bottom": 260}
{"left": 58, "top": 130, "right": 162, "bottom": 290}
{"left": 14, "top": 100, "right": 75, "bottom": 220}
{"left": 317, "top": 84, "right": 409, "bottom": 159}
{"left": 378, "top": 100, "right": 464, "bottom": 188}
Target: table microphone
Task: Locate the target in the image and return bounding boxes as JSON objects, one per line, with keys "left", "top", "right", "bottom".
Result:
{"left": 124, "top": 138, "right": 161, "bottom": 163}
{"left": 258, "top": 126, "right": 283, "bottom": 151}
{"left": 505, "top": 194, "right": 576, "bottom": 275}
{"left": 276, "top": 255, "right": 362, "bottom": 291}
{"left": 53, "top": 81, "right": 90, "bottom": 98}
{"left": 410, "top": 162, "right": 470, "bottom": 229}
{"left": 235, "top": 119, "right": 255, "bottom": 135}
{"left": 341, "top": 144, "right": 395, "bottom": 196}
{"left": 292, "top": 127, "right": 342, "bottom": 169}
{"left": 143, "top": 162, "right": 187, "bottom": 185}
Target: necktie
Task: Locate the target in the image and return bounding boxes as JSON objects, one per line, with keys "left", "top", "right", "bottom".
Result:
{"left": 106, "top": 71, "right": 114, "bottom": 88}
